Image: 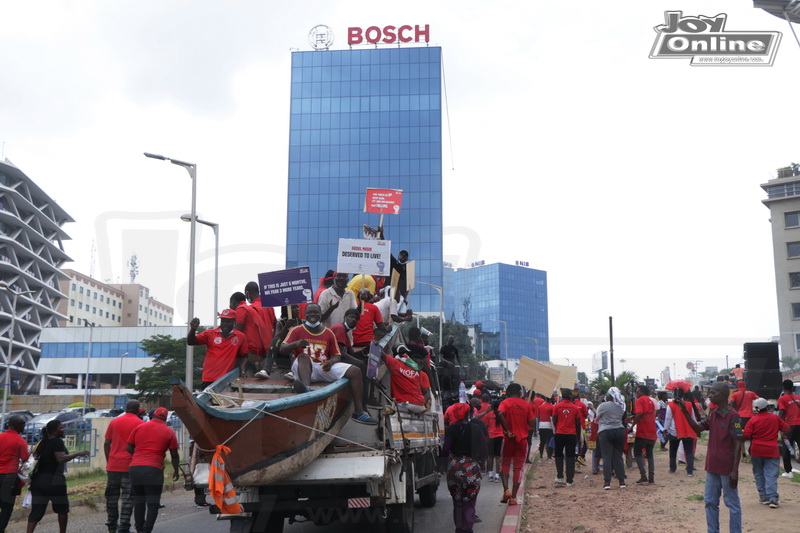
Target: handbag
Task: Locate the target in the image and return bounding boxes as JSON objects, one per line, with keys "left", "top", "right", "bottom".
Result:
{"left": 18, "top": 441, "right": 41, "bottom": 482}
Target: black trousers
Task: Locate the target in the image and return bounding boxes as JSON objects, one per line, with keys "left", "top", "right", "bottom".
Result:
{"left": 553, "top": 433, "right": 577, "bottom": 483}
{"left": 782, "top": 425, "right": 800, "bottom": 473}
{"left": 129, "top": 466, "right": 165, "bottom": 533}
{"left": 598, "top": 428, "right": 626, "bottom": 484}
{"left": 0, "top": 473, "right": 19, "bottom": 533}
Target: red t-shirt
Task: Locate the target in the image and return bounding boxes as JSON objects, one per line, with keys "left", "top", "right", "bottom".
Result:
{"left": 729, "top": 390, "right": 758, "bottom": 418}
{"left": 700, "top": 408, "right": 743, "bottom": 475}
{"left": 195, "top": 328, "right": 248, "bottom": 383}
{"left": 533, "top": 397, "right": 545, "bottom": 409}
{"left": 499, "top": 397, "right": 534, "bottom": 442}
{"left": 329, "top": 323, "right": 353, "bottom": 352}
{"left": 538, "top": 401, "right": 554, "bottom": 423}
{"left": 743, "top": 412, "right": 790, "bottom": 458}
{"left": 284, "top": 325, "right": 340, "bottom": 363}
{"left": 484, "top": 410, "right": 504, "bottom": 439}
{"left": 420, "top": 371, "right": 430, "bottom": 390}
{"left": 385, "top": 356, "right": 424, "bottom": 405}
{"left": 128, "top": 419, "right": 179, "bottom": 469}
{"left": 633, "top": 395, "right": 658, "bottom": 440}
{"left": 778, "top": 393, "right": 800, "bottom": 426}
{"left": 105, "top": 413, "right": 145, "bottom": 472}
{"left": 0, "top": 429, "right": 29, "bottom": 474}
{"left": 527, "top": 399, "right": 539, "bottom": 420}
{"left": 352, "top": 302, "right": 383, "bottom": 345}
{"left": 552, "top": 400, "right": 582, "bottom": 435}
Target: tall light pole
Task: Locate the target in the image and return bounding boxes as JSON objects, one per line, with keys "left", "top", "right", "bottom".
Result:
{"left": 490, "top": 319, "right": 508, "bottom": 379}
{"left": 525, "top": 337, "right": 539, "bottom": 360}
{"left": 181, "top": 214, "right": 219, "bottom": 327}
{"left": 145, "top": 152, "right": 197, "bottom": 388}
{"left": 0, "top": 283, "right": 35, "bottom": 430}
{"left": 82, "top": 323, "right": 94, "bottom": 412}
{"left": 418, "top": 281, "right": 443, "bottom": 365}
{"left": 117, "top": 352, "right": 129, "bottom": 396}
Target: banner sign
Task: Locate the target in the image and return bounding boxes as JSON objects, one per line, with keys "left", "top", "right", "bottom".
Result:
{"left": 257, "top": 266, "right": 314, "bottom": 307}
{"left": 336, "top": 238, "right": 391, "bottom": 276}
{"left": 364, "top": 188, "right": 403, "bottom": 214}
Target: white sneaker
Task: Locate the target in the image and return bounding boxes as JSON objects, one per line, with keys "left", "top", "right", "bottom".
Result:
{"left": 255, "top": 370, "right": 270, "bottom": 380}
{"left": 781, "top": 472, "right": 794, "bottom": 478}
{"left": 555, "top": 477, "right": 565, "bottom": 484}
{"left": 566, "top": 482, "right": 573, "bottom": 487}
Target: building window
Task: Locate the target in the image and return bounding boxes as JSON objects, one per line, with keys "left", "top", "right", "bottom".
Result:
{"left": 79, "top": 287, "right": 84, "bottom": 294}
{"left": 70, "top": 299, "right": 75, "bottom": 306}
{"left": 105, "top": 311, "right": 109, "bottom": 318}
{"left": 78, "top": 302, "right": 83, "bottom": 310}
{"left": 112, "top": 314, "right": 115, "bottom": 321}
{"left": 789, "top": 242, "right": 800, "bottom": 258}
{"left": 792, "top": 303, "right": 800, "bottom": 319}
{"left": 791, "top": 273, "right": 800, "bottom": 289}
{"left": 786, "top": 211, "right": 800, "bottom": 228}
{"left": 69, "top": 315, "right": 73, "bottom": 322}
{"left": 92, "top": 307, "right": 97, "bottom": 314}
{"left": 71, "top": 283, "right": 76, "bottom": 291}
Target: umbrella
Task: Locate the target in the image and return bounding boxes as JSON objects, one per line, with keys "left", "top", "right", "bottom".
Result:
{"left": 665, "top": 379, "right": 692, "bottom": 392}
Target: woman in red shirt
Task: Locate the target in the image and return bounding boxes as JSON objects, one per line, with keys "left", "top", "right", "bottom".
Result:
{"left": 483, "top": 399, "right": 505, "bottom": 482}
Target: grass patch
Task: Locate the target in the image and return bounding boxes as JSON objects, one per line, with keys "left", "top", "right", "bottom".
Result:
{"left": 687, "top": 493, "right": 704, "bottom": 501}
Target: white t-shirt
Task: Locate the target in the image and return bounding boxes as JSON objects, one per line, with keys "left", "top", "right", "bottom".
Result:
{"left": 318, "top": 287, "right": 357, "bottom": 329}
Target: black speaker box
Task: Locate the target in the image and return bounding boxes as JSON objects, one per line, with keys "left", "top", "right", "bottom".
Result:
{"left": 744, "top": 369, "right": 783, "bottom": 398}
{"left": 743, "top": 342, "right": 779, "bottom": 371}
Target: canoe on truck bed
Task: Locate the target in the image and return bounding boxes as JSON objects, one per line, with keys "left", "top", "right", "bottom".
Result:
{"left": 171, "top": 369, "right": 354, "bottom": 486}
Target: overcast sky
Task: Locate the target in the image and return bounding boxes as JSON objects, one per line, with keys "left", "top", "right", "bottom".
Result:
{"left": 2, "top": 1, "right": 795, "bottom": 382}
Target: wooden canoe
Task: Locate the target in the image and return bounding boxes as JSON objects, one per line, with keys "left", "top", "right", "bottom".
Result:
{"left": 171, "top": 369, "right": 355, "bottom": 485}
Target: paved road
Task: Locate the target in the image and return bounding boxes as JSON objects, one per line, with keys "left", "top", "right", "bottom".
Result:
{"left": 6, "top": 473, "right": 510, "bottom": 533}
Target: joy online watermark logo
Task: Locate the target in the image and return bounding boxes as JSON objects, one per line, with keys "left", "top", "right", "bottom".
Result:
{"left": 649, "top": 11, "right": 781, "bottom": 66}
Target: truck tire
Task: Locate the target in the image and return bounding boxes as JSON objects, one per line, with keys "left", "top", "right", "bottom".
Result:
{"left": 384, "top": 466, "right": 415, "bottom": 533}
{"left": 417, "top": 483, "right": 437, "bottom": 508}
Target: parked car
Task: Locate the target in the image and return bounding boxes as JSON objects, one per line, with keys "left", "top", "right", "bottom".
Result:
{"left": 2, "top": 410, "right": 35, "bottom": 430}
{"left": 83, "top": 409, "right": 113, "bottom": 420}
{"left": 23, "top": 411, "right": 89, "bottom": 444}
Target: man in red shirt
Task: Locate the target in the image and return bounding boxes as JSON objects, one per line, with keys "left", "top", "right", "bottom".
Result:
{"left": 126, "top": 407, "right": 179, "bottom": 533}
{"left": 234, "top": 282, "right": 277, "bottom": 377}
{"left": 631, "top": 384, "right": 658, "bottom": 484}
{"left": 497, "top": 383, "right": 535, "bottom": 504}
{"left": 551, "top": 389, "right": 583, "bottom": 487}
{"left": 729, "top": 380, "right": 759, "bottom": 461}
{"left": 352, "top": 289, "right": 387, "bottom": 350}
{"left": 280, "top": 303, "right": 378, "bottom": 425}
{"left": 743, "top": 398, "right": 790, "bottom": 507}
{"left": 0, "top": 415, "right": 29, "bottom": 531}
{"left": 381, "top": 348, "right": 431, "bottom": 413}
{"left": 188, "top": 309, "right": 248, "bottom": 388}
{"left": 104, "top": 400, "right": 144, "bottom": 533}
{"left": 778, "top": 379, "right": 800, "bottom": 478}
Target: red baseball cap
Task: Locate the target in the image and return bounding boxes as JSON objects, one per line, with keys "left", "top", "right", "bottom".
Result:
{"left": 153, "top": 407, "right": 169, "bottom": 420}
{"left": 219, "top": 309, "right": 236, "bottom": 320}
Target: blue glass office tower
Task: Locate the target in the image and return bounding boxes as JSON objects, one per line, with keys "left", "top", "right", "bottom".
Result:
{"left": 286, "top": 47, "right": 443, "bottom": 312}
{"left": 444, "top": 263, "right": 549, "bottom": 362}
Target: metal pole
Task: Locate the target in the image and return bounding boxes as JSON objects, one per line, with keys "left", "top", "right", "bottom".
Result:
{"left": 118, "top": 352, "right": 128, "bottom": 396}
{"left": 609, "top": 316, "right": 615, "bottom": 384}
{"left": 83, "top": 324, "right": 94, "bottom": 412}
{"left": 212, "top": 224, "right": 219, "bottom": 327}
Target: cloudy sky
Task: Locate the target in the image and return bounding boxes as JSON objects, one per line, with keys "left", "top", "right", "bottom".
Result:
{"left": 2, "top": 1, "right": 795, "bottom": 381}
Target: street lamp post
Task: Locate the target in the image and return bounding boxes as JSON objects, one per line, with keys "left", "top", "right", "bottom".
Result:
{"left": 525, "top": 337, "right": 539, "bottom": 361}
{"left": 145, "top": 152, "right": 197, "bottom": 388}
{"left": 117, "top": 352, "right": 129, "bottom": 396}
{"left": 0, "top": 283, "right": 35, "bottom": 430}
{"left": 181, "top": 214, "right": 219, "bottom": 327}
{"left": 83, "top": 323, "right": 94, "bottom": 412}
{"left": 490, "top": 319, "right": 508, "bottom": 379}
{"left": 418, "top": 281, "right": 443, "bottom": 365}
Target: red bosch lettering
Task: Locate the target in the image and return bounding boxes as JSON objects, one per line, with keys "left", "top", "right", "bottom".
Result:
{"left": 347, "top": 27, "right": 363, "bottom": 45}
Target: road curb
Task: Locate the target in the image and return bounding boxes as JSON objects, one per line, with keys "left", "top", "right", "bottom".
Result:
{"left": 499, "top": 461, "right": 531, "bottom": 533}
{"left": 9, "top": 481, "right": 186, "bottom": 522}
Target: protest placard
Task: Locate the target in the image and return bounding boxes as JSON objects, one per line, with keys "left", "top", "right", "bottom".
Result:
{"left": 513, "top": 358, "right": 561, "bottom": 396}
{"left": 257, "top": 266, "right": 314, "bottom": 308}
{"left": 364, "top": 188, "right": 403, "bottom": 214}
{"left": 337, "top": 238, "right": 391, "bottom": 276}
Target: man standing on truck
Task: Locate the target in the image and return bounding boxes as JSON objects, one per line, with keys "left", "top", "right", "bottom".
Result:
{"left": 280, "top": 303, "right": 378, "bottom": 425}
{"left": 188, "top": 309, "right": 248, "bottom": 388}
{"left": 778, "top": 379, "right": 800, "bottom": 478}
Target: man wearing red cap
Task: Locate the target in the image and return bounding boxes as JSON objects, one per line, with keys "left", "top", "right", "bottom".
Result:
{"left": 188, "top": 309, "right": 248, "bottom": 388}
{"left": 126, "top": 407, "right": 179, "bottom": 533}
{"left": 729, "top": 381, "right": 758, "bottom": 461}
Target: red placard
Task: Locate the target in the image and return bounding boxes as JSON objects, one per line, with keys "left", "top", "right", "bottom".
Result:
{"left": 364, "top": 188, "right": 403, "bottom": 214}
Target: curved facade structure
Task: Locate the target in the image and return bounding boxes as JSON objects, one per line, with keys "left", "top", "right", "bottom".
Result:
{"left": 0, "top": 159, "right": 73, "bottom": 393}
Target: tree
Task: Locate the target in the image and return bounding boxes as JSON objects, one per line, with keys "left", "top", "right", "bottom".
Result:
{"left": 399, "top": 316, "right": 473, "bottom": 357}
{"left": 782, "top": 356, "right": 800, "bottom": 374}
{"left": 588, "top": 370, "right": 639, "bottom": 396}
{"left": 461, "top": 353, "right": 488, "bottom": 381}
{"left": 133, "top": 334, "right": 207, "bottom": 402}
{"left": 577, "top": 371, "right": 588, "bottom": 386}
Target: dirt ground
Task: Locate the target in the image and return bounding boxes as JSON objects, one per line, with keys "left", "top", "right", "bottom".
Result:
{"left": 520, "top": 440, "right": 800, "bottom": 533}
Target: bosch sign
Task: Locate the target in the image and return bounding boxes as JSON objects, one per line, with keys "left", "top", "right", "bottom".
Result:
{"left": 348, "top": 24, "right": 430, "bottom": 45}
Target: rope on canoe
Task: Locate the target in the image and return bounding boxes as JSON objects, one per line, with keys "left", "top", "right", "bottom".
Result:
{"left": 193, "top": 397, "right": 384, "bottom": 454}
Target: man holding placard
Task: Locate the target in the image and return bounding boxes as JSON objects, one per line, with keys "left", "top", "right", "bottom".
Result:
{"left": 319, "top": 272, "right": 357, "bottom": 329}
{"left": 279, "top": 303, "right": 378, "bottom": 425}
